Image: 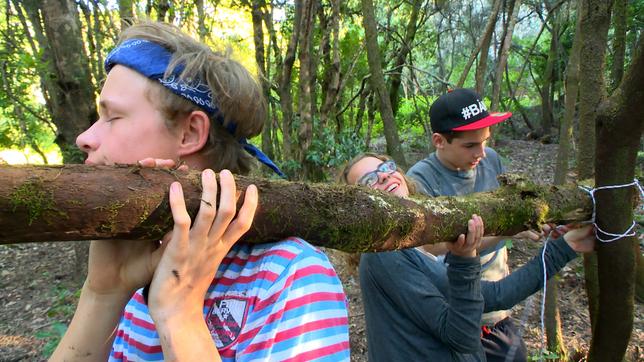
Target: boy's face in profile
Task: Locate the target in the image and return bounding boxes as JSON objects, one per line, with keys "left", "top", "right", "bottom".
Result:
{"left": 76, "top": 65, "right": 181, "bottom": 165}
{"left": 433, "top": 127, "right": 490, "bottom": 171}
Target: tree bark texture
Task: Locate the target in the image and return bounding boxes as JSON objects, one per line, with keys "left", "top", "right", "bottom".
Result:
{"left": 577, "top": 0, "right": 611, "bottom": 180}
{"left": 577, "top": 0, "right": 614, "bottom": 336}
{"left": 545, "top": 276, "right": 568, "bottom": 361}
{"left": 388, "top": 0, "right": 423, "bottom": 116}
{"left": 490, "top": 0, "right": 521, "bottom": 111}
{"left": 588, "top": 36, "right": 643, "bottom": 362}
{"left": 361, "top": 0, "right": 407, "bottom": 168}
{"left": 118, "top": 0, "right": 135, "bottom": 28}
{"left": 554, "top": 0, "right": 582, "bottom": 186}
{"left": 296, "top": 0, "right": 320, "bottom": 181}
{"left": 456, "top": 0, "right": 502, "bottom": 89}
{"left": 609, "top": 0, "right": 626, "bottom": 90}
{"left": 277, "top": 0, "right": 301, "bottom": 162}
{"left": 474, "top": 0, "right": 505, "bottom": 95}
{"left": 546, "top": 2, "right": 583, "bottom": 354}
{"left": 0, "top": 166, "right": 596, "bottom": 253}
{"left": 22, "top": 0, "right": 97, "bottom": 164}
{"left": 540, "top": 6, "right": 559, "bottom": 136}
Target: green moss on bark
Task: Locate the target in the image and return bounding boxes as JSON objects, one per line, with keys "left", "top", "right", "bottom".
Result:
{"left": 9, "top": 179, "right": 66, "bottom": 225}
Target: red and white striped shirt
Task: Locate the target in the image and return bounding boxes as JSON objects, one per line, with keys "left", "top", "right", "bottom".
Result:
{"left": 109, "top": 238, "right": 350, "bottom": 361}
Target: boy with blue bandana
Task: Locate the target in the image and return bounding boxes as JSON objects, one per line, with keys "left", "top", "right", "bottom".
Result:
{"left": 51, "top": 22, "right": 349, "bottom": 361}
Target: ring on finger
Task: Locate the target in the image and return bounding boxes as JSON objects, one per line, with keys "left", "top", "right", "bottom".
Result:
{"left": 201, "top": 199, "right": 213, "bottom": 207}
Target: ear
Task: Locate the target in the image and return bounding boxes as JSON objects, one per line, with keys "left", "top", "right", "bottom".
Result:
{"left": 177, "top": 110, "right": 210, "bottom": 157}
{"left": 432, "top": 133, "right": 445, "bottom": 149}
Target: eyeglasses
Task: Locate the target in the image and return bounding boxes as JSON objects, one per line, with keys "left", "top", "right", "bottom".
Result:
{"left": 357, "top": 160, "right": 397, "bottom": 187}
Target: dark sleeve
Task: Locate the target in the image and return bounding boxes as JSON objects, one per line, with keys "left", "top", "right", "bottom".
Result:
{"left": 361, "top": 251, "right": 484, "bottom": 353}
{"left": 481, "top": 236, "right": 578, "bottom": 311}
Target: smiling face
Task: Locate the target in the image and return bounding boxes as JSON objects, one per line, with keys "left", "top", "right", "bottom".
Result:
{"left": 433, "top": 127, "right": 490, "bottom": 171}
{"left": 346, "top": 156, "right": 410, "bottom": 197}
{"left": 75, "top": 65, "right": 182, "bottom": 165}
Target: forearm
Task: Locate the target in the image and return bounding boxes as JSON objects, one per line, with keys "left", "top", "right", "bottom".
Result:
{"left": 482, "top": 236, "right": 578, "bottom": 311}
{"left": 50, "top": 285, "right": 132, "bottom": 361}
{"left": 440, "top": 253, "right": 484, "bottom": 352}
{"left": 479, "top": 236, "right": 505, "bottom": 252}
{"left": 155, "top": 313, "right": 221, "bottom": 362}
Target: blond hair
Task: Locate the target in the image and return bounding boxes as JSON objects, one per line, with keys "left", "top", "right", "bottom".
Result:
{"left": 118, "top": 21, "right": 266, "bottom": 175}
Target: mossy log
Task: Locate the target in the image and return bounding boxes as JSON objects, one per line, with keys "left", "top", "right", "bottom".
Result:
{"left": 0, "top": 165, "right": 595, "bottom": 252}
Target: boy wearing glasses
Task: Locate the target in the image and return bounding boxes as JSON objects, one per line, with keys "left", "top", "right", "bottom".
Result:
{"left": 407, "top": 88, "right": 539, "bottom": 361}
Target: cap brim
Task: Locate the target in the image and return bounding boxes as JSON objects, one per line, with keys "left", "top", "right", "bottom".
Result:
{"left": 451, "top": 112, "right": 512, "bottom": 131}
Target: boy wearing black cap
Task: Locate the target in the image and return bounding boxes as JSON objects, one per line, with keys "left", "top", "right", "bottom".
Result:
{"left": 408, "top": 88, "right": 538, "bottom": 362}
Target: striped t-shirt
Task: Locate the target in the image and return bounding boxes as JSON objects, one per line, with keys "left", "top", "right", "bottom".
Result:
{"left": 109, "top": 238, "right": 350, "bottom": 361}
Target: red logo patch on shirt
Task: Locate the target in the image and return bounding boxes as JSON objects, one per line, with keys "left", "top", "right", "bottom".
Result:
{"left": 207, "top": 296, "right": 250, "bottom": 349}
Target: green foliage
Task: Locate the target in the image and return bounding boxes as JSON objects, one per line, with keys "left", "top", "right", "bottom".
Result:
{"left": 528, "top": 348, "right": 560, "bottom": 361}
{"left": 0, "top": 3, "right": 59, "bottom": 162}
{"left": 306, "top": 126, "right": 365, "bottom": 179}
{"left": 35, "top": 285, "right": 80, "bottom": 358}
{"left": 36, "top": 322, "right": 68, "bottom": 358}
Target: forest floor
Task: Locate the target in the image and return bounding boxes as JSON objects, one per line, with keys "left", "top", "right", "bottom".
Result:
{"left": 0, "top": 140, "right": 642, "bottom": 361}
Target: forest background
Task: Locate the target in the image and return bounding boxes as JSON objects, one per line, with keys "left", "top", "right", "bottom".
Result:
{"left": 0, "top": 0, "right": 642, "bottom": 361}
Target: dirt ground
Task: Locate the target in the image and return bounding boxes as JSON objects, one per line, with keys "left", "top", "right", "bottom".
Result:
{"left": 0, "top": 140, "right": 642, "bottom": 361}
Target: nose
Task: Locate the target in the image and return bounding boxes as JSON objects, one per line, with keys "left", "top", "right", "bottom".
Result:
{"left": 75, "top": 121, "right": 99, "bottom": 154}
{"left": 377, "top": 171, "right": 390, "bottom": 184}
{"left": 475, "top": 144, "right": 486, "bottom": 159}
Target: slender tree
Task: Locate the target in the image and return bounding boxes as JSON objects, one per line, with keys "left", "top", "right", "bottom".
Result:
{"left": 361, "top": 0, "right": 407, "bottom": 168}
{"left": 295, "top": 0, "right": 319, "bottom": 180}
{"left": 118, "top": 0, "right": 135, "bottom": 28}
{"left": 457, "top": 0, "right": 502, "bottom": 89}
{"left": 588, "top": 36, "right": 643, "bottom": 362}
{"left": 490, "top": 0, "right": 521, "bottom": 111}
{"left": 388, "top": 0, "right": 426, "bottom": 115}
{"left": 540, "top": 3, "right": 560, "bottom": 137}
{"left": 609, "top": 0, "right": 627, "bottom": 90}
{"left": 577, "top": 0, "right": 613, "bottom": 331}
{"left": 544, "top": 5, "right": 583, "bottom": 357}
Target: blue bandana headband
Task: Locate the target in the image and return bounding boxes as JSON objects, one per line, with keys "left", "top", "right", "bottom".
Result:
{"left": 105, "top": 38, "right": 286, "bottom": 178}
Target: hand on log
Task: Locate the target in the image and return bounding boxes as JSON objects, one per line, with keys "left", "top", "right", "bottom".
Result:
{"left": 0, "top": 165, "right": 596, "bottom": 252}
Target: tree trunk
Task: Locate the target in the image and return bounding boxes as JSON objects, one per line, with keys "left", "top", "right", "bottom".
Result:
{"left": 541, "top": 6, "right": 559, "bottom": 137}
{"left": 388, "top": 0, "right": 424, "bottom": 116}
{"left": 609, "top": 0, "right": 626, "bottom": 91}
{"left": 577, "top": 0, "right": 613, "bottom": 333}
{"left": 545, "top": 276, "right": 568, "bottom": 361}
{"left": 118, "top": 0, "right": 134, "bottom": 28}
{"left": 248, "top": 0, "right": 273, "bottom": 161}
{"left": 474, "top": 0, "right": 503, "bottom": 95}
{"left": 23, "top": 0, "right": 99, "bottom": 282}
{"left": 196, "top": 0, "right": 206, "bottom": 41}
{"left": 361, "top": 0, "right": 407, "bottom": 168}
{"left": 296, "top": 0, "right": 320, "bottom": 181}
{"left": 588, "top": 36, "right": 643, "bottom": 362}
{"left": 21, "top": 0, "right": 97, "bottom": 164}
{"left": 490, "top": 0, "right": 521, "bottom": 111}
{"left": 156, "top": 0, "right": 170, "bottom": 22}
{"left": 0, "top": 166, "right": 598, "bottom": 253}
{"left": 277, "top": 1, "right": 302, "bottom": 164}
{"left": 544, "top": 5, "right": 582, "bottom": 353}
{"left": 555, "top": 0, "right": 582, "bottom": 186}
{"left": 456, "top": 0, "right": 502, "bottom": 88}
{"left": 577, "top": 0, "right": 611, "bottom": 180}
{"left": 319, "top": 0, "right": 341, "bottom": 133}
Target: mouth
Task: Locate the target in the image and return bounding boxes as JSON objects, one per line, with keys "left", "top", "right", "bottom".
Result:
{"left": 386, "top": 183, "right": 400, "bottom": 193}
